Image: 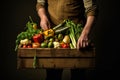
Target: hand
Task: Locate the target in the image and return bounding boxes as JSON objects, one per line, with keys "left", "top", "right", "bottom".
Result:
{"left": 77, "top": 30, "right": 89, "bottom": 49}
{"left": 40, "top": 16, "right": 51, "bottom": 31}
{"left": 77, "top": 16, "right": 95, "bottom": 49}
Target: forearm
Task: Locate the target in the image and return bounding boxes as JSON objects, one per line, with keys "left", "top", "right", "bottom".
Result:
{"left": 36, "top": 0, "right": 47, "bottom": 19}
{"left": 83, "top": 16, "right": 95, "bottom": 34}
{"left": 37, "top": 7, "right": 48, "bottom": 20}
{"left": 83, "top": 0, "right": 97, "bottom": 34}
{"left": 36, "top": 1, "right": 50, "bottom": 30}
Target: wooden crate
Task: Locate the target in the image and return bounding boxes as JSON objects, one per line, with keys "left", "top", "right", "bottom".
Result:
{"left": 17, "top": 48, "right": 95, "bottom": 69}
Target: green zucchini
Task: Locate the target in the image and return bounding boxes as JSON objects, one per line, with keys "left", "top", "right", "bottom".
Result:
{"left": 55, "top": 26, "right": 70, "bottom": 34}
{"left": 52, "top": 20, "right": 66, "bottom": 30}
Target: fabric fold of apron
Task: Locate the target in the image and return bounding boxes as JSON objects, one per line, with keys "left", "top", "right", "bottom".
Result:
{"left": 47, "top": 0, "right": 85, "bottom": 25}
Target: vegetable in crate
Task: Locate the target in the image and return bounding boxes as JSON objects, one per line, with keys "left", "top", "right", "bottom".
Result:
{"left": 65, "top": 20, "right": 83, "bottom": 48}
{"left": 20, "top": 38, "right": 29, "bottom": 45}
{"left": 20, "top": 38, "right": 32, "bottom": 48}
{"left": 27, "top": 44, "right": 32, "bottom": 48}
{"left": 22, "top": 44, "right": 27, "bottom": 48}
{"left": 48, "top": 42, "right": 54, "bottom": 48}
{"left": 32, "top": 33, "right": 44, "bottom": 43}
{"left": 43, "top": 29, "right": 54, "bottom": 39}
{"left": 32, "top": 42, "right": 40, "bottom": 48}
{"left": 32, "top": 23, "right": 37, "bottom": 30}
{"left": 62, "top": 35, "right": 70, "bottom": 43}
{"left": 60, "top": 42, "right": 69, "bottom": 48}
{"left": 49, "top": 37, "right": 54, "bottom": 42}
{"left": 57, "top": 33, "right": 64, "bottom": 41}
{"left": 15, "top": 16, "right": 42, "bottom": 51}
{"left": 40, "top": 42, "right": 48, "bottom": 48}
{"left": 43, "top": 20, "right": 70, "bottom": 37}
{"left": 53, "top": 41, "right": 60, "bottom": 48}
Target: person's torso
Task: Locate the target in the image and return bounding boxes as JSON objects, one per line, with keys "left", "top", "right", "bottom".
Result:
{"left": 47, "top": 0, "right": 85, "bottom": 25}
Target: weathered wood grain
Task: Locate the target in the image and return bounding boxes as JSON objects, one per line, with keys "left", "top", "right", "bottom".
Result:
{"left": 17, "top": 48, "right": 95, "bottom": 69}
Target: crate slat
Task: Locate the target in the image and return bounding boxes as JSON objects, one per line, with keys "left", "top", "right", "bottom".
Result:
{"left": 17, "top": 48, "right": 95, "bottom": 69}
{"left": 18, "top": 48, "right": 95, "bottom": 57}
{"left": 17, "top": 58, "right": 95, "bottom": 69}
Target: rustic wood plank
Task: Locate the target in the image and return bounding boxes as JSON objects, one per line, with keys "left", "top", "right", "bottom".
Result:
{"left": 17, "top": 48, "right": 95, "bottom": 69}
{"left": 17, "top": 58, "right": 95, "bottom": 69}
{"left": 18, "top": 48, "right": 95, "bottom": 57}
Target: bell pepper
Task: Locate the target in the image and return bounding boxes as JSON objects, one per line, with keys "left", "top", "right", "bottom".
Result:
{"left": 32, "top": 33, "right": 44, "bottom": 43}
{"left": 60, "top": 42, "right": 70, "bottom": 48}
{"left": 43, "top": 29, "right": 54, "bottom": 39}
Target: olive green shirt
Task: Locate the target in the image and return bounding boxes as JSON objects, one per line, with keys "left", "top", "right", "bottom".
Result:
{"left": 36, "top": 0, "right": 97, "bottom": 25}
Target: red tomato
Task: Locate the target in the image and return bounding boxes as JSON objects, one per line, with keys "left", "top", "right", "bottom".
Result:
{"left": 27, "top": 44, "right": 32, "bottom": 48}
{"left": 22, "top": 44, "right": 27, "bottom": 48}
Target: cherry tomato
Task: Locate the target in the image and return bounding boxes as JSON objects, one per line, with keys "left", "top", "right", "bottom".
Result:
{"left": 22, "top": 44, "right": 27, "bottom": 48}
{"left": 27, "top": 44, "right": 32, "bottom": 48}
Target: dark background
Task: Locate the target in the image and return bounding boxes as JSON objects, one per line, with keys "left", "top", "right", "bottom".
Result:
{"left": 94, "top": 0, "right": 120, "bottom": 79}
{"left": 1, "top": 0, "right": 44, "bottom": 80}
{"left": 1, "top": 0, "right": 120, "bottom": 80}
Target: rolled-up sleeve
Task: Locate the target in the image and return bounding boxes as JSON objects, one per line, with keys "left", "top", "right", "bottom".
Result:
{"left": 36, "top": 0, "right": 46, "bottom": 11}
{"left": 83, "top": 0, "right": 97, "bottom": 16}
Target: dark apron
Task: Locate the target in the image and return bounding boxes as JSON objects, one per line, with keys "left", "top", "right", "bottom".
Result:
{"left": 47, "top": 0, "right": 86, "bottom": 26}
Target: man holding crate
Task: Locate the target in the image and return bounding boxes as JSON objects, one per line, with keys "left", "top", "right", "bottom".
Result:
{"left": 36, "top": 0, "right": 97, "bottom": 80}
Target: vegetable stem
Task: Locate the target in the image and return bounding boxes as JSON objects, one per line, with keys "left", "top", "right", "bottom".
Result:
{"left": 29, "top": 16, "right": 33, "bottom": 23}
{"left": 33, "top": 54, "right": 37, "bottom": 68}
